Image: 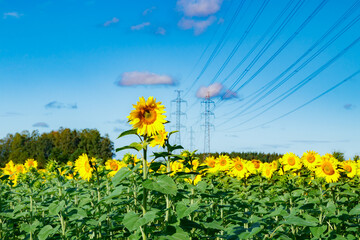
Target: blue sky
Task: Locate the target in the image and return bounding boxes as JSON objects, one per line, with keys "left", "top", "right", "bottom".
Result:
{"left": 1, "top": 0, "right": 359, "bottom": 159}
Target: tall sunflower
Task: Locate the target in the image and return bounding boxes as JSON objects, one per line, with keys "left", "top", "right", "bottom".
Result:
{"left": 128, "top": 96, "right": 167, "bottom": 136}
{"left": 280, "top": 153, "right": 302, "bottom": 172}
{"left": 315, "top": 156, "right": 340, "bottom": 183}
{"left": 75, "top": 153, "right": 94, "bottom": 181}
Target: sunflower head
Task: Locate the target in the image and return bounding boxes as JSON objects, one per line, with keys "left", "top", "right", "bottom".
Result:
{"left": 301, "top": 151, "right": 320, "bottom": 171}
{"left": 280, "top": 153, "right": 302, "bottom": 172}
{"left": 315, "top": 156, "right": 340, "bottom": 183}
{"left": 105, "top": 159, "right": 126, "bottom": 177}
{"left": 340, "top": 160, "right": 357, "bottom": 178}
{"left": 229, "top": 157, "right": 248, "bottom": 179}
{"left": 149, "top": 130, "right": 168, "bottom": 148}
{"left": 216, "top": 155, "right": 231, "bottom": 171}
{"left": 127, "top": 96, "right": 167, "bottom": 136}
{"left": 25, "top": 159, "right": 38, "bottom": 170}
{"left": 75, "top": 153, "right": 95, "bottom": 181}
{"left": 261, "top": 162, "right": 274, "bottom": 179}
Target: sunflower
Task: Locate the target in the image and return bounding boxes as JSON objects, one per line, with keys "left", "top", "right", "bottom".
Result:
{"left": 105, "top": 159, "right": 126, "bottom": 177}
{"left": 149, "top": 130, "right": 168, "bottom": 148}
{"left": 261, "top": 162, "right": 274, "bottom": 179}
{"left": 170, "top": 161, "right": 184, "bottom": 176}
{"left": 204, "top": 156, "right": 218, "bottom": 174}
{"left": 184, "top": 174, "right": 202, "bottom": 185}
{"left": 229, "top": 157, "right": 248, "bottom": 179}
{"left": 15, "top": 164, "right": 26, "bottom": 174}
{"left": 280, "top": 153, "right": 302, "bottom": 172}
{"left": 74, "top": 154, "right": 95, "bottom": 181}
{"left": 315, "top": 156, "right": 340, "bottom": 183}
{"left": 215, "top": 155, "right": 231, "bottom": 172}
{"left": 128, "top": 96, "right": 167, "bottom": 136}
{"left": 340, "top": 160, "right": 357, "bottom": 178}
{"left": 301, "top": 151, "right": 320, "bottom": 171}
{"left": 25, "top": 159, "right": 38, "bottom": 170}
{"left": 249, "top": 159, "right": 262, "bottom": 174}
{"left": 2, "top": 160, "right": 15, "bottom": 175}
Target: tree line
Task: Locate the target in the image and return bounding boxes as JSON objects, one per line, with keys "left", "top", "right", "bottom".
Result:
{"left": 0, "top": 128, "right": 114, "bottom": 168}
{"left": 196, "top": 151, "right": 283, "bottom": 162}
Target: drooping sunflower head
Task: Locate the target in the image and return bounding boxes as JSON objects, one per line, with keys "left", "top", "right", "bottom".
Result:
{"left": 149, "top": 130, "right": 168, "bottom": 148}
{"left": 74, "top": 153, "right": 94, "bottom": 181}
{"left": 25, "top": 159, "right": 38, "bottom": 170}
{"left": 340, "top": 160, "right": 357, "bottom": 178}
{"left": 301, "top": 151, "right": 320, "bottom": 171}
{"left": 250, "top": 159, "right": 263, "bottom": 173}
{"left": 315, "top": 156, "right": 340, "bottom": 183}
{"left": 280, "top": 153, "right": 302, "bottom": 172}
{"left": 128, "top": 96, "right": 167, "bottom": 136}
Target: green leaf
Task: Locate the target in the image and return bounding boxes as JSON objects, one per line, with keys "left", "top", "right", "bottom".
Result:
{"left": 38, "top": 225, "right": 55, "bottom": 240}
{"left": 116, "top": 142, "right": 143, "bottom": 152}
{"left": 280, "top": 216, "right": 317, "bottom": 227}
{"left": 310, "top": 225, "right": 327, "bottom": 238}
{"left": 176, "top": 202, "right": 199, "bottom": 219}
{"left": 143, "top": 175, "right": 177, "bottom": 195}
{"left": 349, "top": 204, "right": 360, "bottom": 215}
{"left": 112, "top": 167, "right": 131, "bottom": 186}
{"left": 117, "top": 129, "right": 137, "bottom": 139}
{"left": 123, "top": 210, "right": 159, "bottom": 232}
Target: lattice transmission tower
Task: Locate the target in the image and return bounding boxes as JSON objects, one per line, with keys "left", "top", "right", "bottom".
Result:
{"left": 201, "top": 93, "right": 215, "bottom": 155}
{"left": 171, "top": 90, "right": 187, "bottom": 146}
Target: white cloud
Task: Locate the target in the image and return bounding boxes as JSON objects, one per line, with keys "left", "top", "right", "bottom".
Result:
{"left": 3, "top": 12, "right": 23, "bottom": 19}
{"left": 196, "top": 83, "right": 223, "bottom": 98}
{"left": 117, "top": 71, "right": 174, "bottom": 86}
{"left": 177, "top": 0, "right": 223, "bottom": 17}
{"left": 45, "top": 101, "right": 77, "bottom": 109}
{"left": 131, "top": 22, "right": 150, "bottom": 31}
{"left": 156, "top": 27, "right": 166, "bottom": 35}
{"left": 178, "top": 16, "right": 216, "bottom": 35}
{"left": 103, "top": 17, "right": 119, "bottom": 27}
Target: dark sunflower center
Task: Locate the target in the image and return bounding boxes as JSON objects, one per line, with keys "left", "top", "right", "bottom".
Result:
{"left": 252, "top": 161, "right": 260, "bottom": 169}
{"left": 322, "top": 163, "right": 335, "bottom": 175}
{"left": 143, "top": 109, "right": 157, "bottom": 124}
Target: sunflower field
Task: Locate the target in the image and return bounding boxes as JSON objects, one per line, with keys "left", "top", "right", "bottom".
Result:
{"left": 1, "top": 97, "right": 360, "bottom": 240}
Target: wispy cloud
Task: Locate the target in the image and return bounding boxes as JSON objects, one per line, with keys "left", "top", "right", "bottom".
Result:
{"left": 114, "top": 127, "right": 126, "bottom": 132}
{"left": 116, "top": 71, "right": 175, "bottom": 86}
{"left": 143, "top": 7, "right": 156, "bottom": 15}
{"left": 178, "top": 16, "right": 216, "bottom": 35}
{"left": 33, "top": 122, "right": 49, "bottom": 128}
{"left": 45, "top": 101, "right": 77, "bottom": 109}
{"left": 196, "top": 83, "right": 223, "bottom": 98}
{"left": 156, "top": 27, "right": 166, "bottom": 35}
{"left": 344, "top": 103, "right": 355, "bottom": 110}
{"left": 131, "top": 22, "right": 150, "bottom": 31}
{"left": 103, "top": 17, "right": 119, "bottom": 27}
{"left": 196, "top": 83, "right": 238, "bottom": 99}
{"left": 0, "top": 112, "right": 22, "bottom": 117}
{"left": 3, "top": 12, "right": 23, "bottom": 19}
{"left": 177, "top": 0, "right": 223, "bottom": 17}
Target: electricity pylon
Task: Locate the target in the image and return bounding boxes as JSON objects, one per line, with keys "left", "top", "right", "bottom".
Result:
{"left": 201, "top": 92, "right": 215, "bottom": 156}
{"left": 171, "top": 90, "right": 187, "bottom": 146}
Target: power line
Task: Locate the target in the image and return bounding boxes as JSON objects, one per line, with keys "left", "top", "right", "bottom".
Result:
{"left": 222, "top": 35, "right": 360, "bottom": 131}
{"left": 201, "top": 93, "right": 215, "bottom": 155}
{"left": 171, "top": 90, "right": 187, "bottom": 145}
{"left": 227, "top": 70, "right": 360, "bottom": 132}
{"left": 217, "top": 6, "right": 360, "bottom": 124}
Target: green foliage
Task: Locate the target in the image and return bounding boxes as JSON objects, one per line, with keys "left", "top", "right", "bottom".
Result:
{"left": 0, "top": 128, "right": 114, "bottom": 167}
